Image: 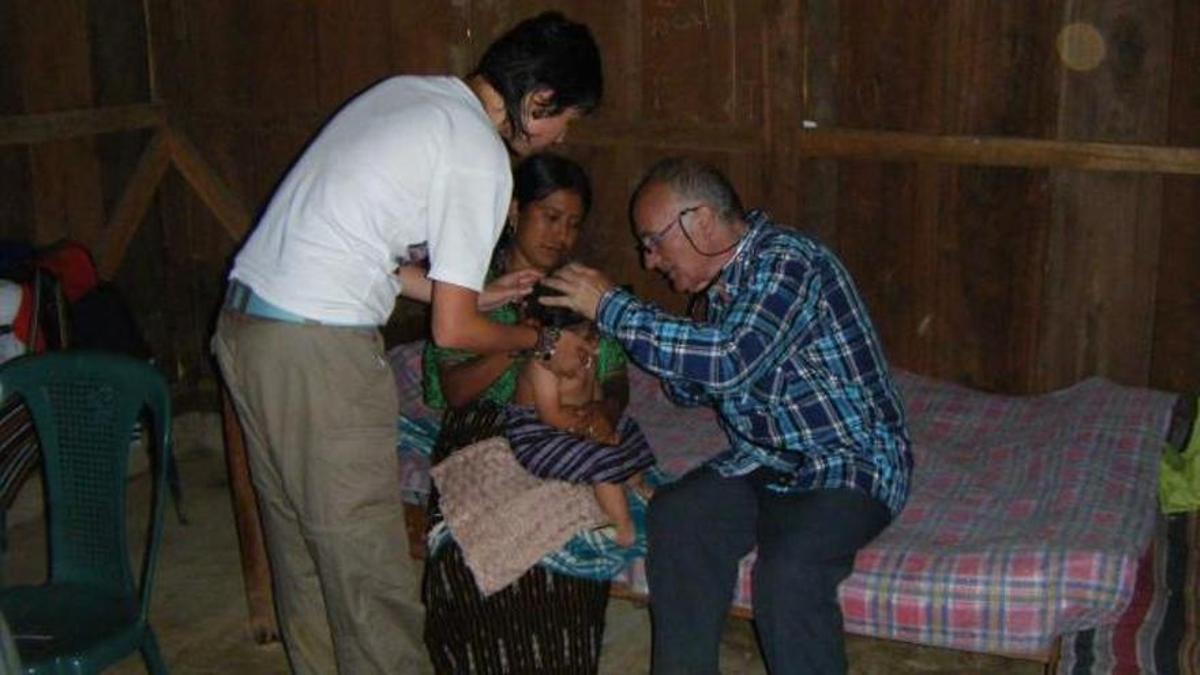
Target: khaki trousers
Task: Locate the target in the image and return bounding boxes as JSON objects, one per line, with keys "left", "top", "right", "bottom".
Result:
{"left": 213, "top": 311, "right": 427, "bottom": 674}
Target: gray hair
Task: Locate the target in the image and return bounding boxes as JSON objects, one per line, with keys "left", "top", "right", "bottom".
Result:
{"left": 630, "top": 157, "right": 745, "bottom": 225}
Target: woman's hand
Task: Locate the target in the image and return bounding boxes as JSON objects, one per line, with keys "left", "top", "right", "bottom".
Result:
{"left": 582, "top": 405, "right": 620, "bottom": 444}
{"left": 479, "top": 268, "right": 543, "bottom": 312}
{"left": 397, "top": 265, "right": 540, "bottom": 313}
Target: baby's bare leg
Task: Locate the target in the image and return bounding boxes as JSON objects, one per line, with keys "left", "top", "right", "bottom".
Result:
{"left": 594, "top": 482, "right": 635, "bottom": 547}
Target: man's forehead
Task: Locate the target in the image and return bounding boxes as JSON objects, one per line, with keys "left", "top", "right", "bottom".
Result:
{"left": 633, "top": 184, "right": 679, "bottom": 226}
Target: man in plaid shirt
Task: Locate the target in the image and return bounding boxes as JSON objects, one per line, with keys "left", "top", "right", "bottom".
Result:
{"left": 543, "top": 157, "right": 912, "bottom": 674}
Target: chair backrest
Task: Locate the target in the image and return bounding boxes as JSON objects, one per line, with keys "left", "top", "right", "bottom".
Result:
{"left": 0, "top": 399, "right": 38, "bottom": 512}
{"left": 0, "top": 352, "right": 171, "bottom": 619}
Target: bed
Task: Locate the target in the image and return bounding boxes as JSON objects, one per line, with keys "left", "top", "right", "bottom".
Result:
{"left": 389, "top": 339, "right": 1179, "bottom": 667}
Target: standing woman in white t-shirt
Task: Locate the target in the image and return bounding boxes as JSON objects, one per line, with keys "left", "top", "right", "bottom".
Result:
{"left": 211, "top": 12, "right": 602, "bottom": 674}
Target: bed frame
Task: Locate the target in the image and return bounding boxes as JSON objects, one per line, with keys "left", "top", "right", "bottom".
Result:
{"left": 219, "top": 368, "right": 1191, "bottom": 674}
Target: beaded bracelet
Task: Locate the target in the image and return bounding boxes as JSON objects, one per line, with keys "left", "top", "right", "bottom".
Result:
{"left": 532, "top": 325, "right": 562, "bottom": 362}
{"left": 513, "top": 325, "right": 562, "bottom": 362}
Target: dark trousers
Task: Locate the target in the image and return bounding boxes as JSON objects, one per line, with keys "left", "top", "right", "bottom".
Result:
{"left": 646, "top": 466, "right": 891, "bottom": 675}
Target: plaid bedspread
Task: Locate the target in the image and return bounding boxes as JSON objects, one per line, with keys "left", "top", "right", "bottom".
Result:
{"left": 615, "top": 369, "right": 1175, "bottom": 656}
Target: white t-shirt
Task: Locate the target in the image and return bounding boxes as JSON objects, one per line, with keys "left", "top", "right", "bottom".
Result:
{"left": 231, "top": 76, "right": 512, "bottom": 325}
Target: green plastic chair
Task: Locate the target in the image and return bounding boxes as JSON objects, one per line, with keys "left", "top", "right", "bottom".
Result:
{"left": 0, "top": 352, "right": 171, "bottom": 674}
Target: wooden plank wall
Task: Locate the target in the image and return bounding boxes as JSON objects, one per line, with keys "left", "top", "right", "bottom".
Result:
{"left": 1, "top": 0, "right": 1197, "bottom": 398}
{"left": 834, "top": 2, "right": 1059, "bottom": 392}
{"left": 1154, "top": 0, "right": 1200, "bottom": 394}
{"left": 1, "top": 0, "right": 166, "bottom": 372}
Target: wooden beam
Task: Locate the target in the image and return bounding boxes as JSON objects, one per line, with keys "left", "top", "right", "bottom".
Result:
{"left": 0, "top": 104, "right": 163, "bottom": 146}
{"left": 166, "top": 127, "right": 252, "bottom": 241}
{"left": 98, "top": 130, "right": 171, "bottom": 279}
{"left": 795, "top": 128, "right": 1200, "bottom": 175}
{"left": 569, "top": 121, "right": 761, "bottom": 153}
{"left": 177, "top": 107, "right": 1200, "bottom": 176}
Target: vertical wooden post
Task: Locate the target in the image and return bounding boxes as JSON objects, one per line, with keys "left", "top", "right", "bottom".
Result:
{"left": 1151, "top": 0, "right": 1200, "bottom": 392}
{"left": 794, "top": 0, "right": 839, "bottom": 243}
{"left": 220, "top": 387, "right": 280, "bottom": 644}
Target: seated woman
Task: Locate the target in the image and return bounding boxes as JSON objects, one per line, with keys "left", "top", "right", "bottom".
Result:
{"left": 421, "top": 153, "right": 636, "bottom": 672}
{"left": 509, "top": 299, "right": 655, "bottom": 547}
{"left": 423, "top": 151, "right": 630, "bottom": 431}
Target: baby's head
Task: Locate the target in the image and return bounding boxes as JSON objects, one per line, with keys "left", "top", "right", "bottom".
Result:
{"left": 527, "top": 282, "right": 599, "bottom": 348}
{"left": 562, "top": 320, "right": 600, "bottom": 348}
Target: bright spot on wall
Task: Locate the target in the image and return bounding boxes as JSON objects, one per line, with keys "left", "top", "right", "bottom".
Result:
{"left": 1056, "top": 22, "right": 1106, "bottom": 71}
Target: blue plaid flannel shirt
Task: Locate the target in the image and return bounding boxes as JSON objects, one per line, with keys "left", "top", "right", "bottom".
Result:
{"left": 596, "top": 210, "right": 912, "bottom": 516}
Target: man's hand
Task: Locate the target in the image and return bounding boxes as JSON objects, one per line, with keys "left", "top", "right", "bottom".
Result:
{"left": 479, "top": 269, "right": 543, "bottom": 312}
{"left": 538, "top": 263, "right": 616, "bottom": 321}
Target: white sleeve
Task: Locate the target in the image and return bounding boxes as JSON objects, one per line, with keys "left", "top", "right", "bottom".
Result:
{"left": 425, "top": 165, "right": 510, "bottom": 292}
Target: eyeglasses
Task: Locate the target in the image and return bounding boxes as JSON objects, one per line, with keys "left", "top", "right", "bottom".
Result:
{"left": 637, "top": 206, "right": 701, "bottom": 255}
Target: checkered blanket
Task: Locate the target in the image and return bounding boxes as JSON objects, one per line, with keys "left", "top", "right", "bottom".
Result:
{"left": 615, "top": 369, "right": 1175, "bottom": 656}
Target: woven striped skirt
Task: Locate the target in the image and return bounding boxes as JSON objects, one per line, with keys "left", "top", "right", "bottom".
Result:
{"left": 504, "top": 404, "right": 655, "bottom": 484}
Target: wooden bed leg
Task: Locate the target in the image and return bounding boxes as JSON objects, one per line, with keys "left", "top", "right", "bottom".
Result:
{"left": 1043, "top": 636, "right": 1062, "bottom": 675}
{"left": 220, "top": 388, "right": 280, "bottom": 644}
{"left": 403, "top": 503, "right": 428, "bottom": 560}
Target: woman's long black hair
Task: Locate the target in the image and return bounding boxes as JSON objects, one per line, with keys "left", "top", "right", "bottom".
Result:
{"left": 514, "top": 152, "right": 592, "bottom": 216}
{"left": 496, "top": 152, "right": 591, "bottom": 256}
{"left": 505, "top": 152, "right": 592, "bottom": 327}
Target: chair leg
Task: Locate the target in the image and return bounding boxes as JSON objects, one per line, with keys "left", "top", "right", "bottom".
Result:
{"left": 141, "top": 628, "right": 168, "bottom": 675}
{"left": 165, "top": 447, "right": 186, "bottom": 525}
{"left": 0, "top": 510, "right": 7, "bottom": 586}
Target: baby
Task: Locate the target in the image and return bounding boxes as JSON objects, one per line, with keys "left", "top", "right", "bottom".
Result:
{"left": 508, "top": 298, "right": 653, "bottom": 547}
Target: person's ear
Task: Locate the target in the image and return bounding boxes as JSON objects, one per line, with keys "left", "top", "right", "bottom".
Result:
{"left": 507, "top": 200, "right": 519, "bottom": 230}
{"left": 526, "top": 88, "right": 557, "bottom": 120}
{"left": 696, "top": 205, "right": 717, "bottom": 239}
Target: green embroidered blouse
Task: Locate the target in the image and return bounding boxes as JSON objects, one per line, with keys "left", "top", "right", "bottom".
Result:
{"left": 421, "top": 273, "right": 628, "bottom": 410}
